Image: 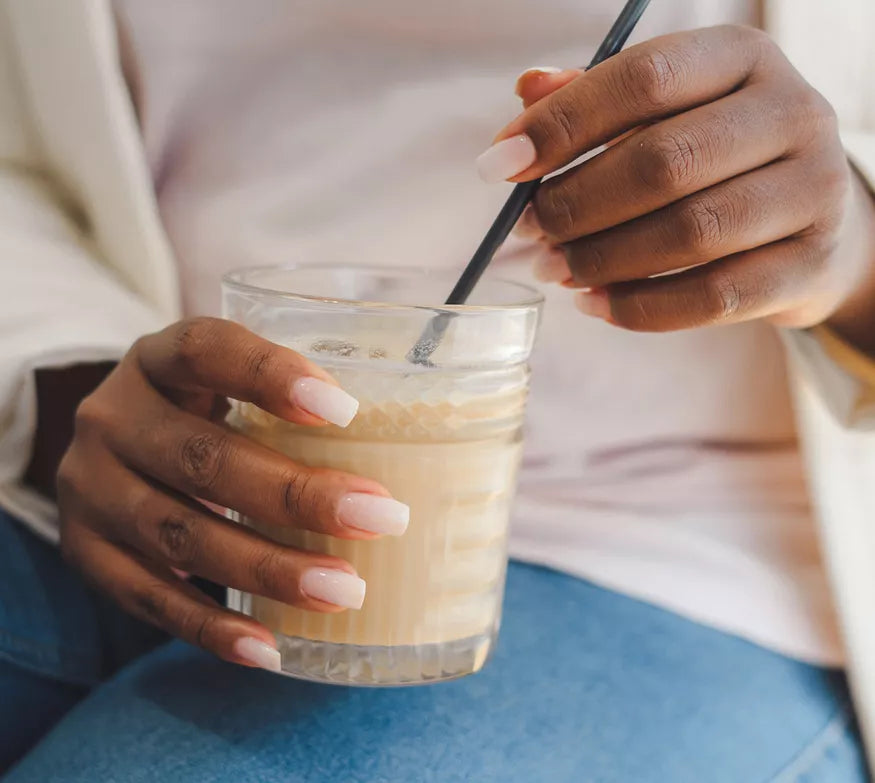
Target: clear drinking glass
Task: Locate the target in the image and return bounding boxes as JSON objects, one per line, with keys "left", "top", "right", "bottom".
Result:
{"left": 223, "top": 265, "right": 542, "bottom": 685}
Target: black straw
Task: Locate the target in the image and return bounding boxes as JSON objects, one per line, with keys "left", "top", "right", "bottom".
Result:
{"left": 408, "top": 0, "right": 651, "bottom": 364}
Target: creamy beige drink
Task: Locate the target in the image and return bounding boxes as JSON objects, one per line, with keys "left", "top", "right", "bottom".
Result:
{"left": 222, "top": 265, "right": 541, "bottom": 684}
{"left": 228, "top": 372, "right": 525, "bottom": 653}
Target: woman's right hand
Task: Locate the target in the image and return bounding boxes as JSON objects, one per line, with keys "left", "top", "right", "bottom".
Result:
{"left": 57, "top": 317, "right": 409, "bottom": 671}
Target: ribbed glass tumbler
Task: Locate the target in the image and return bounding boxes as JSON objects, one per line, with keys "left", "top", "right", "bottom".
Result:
{"left": 223, "top": 265, "right": 542, "bottom": 685}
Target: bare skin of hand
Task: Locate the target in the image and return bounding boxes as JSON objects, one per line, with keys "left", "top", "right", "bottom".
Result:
{"left": 481, "top": 26, "right": 875, "bottom": 354}
{"left": 56, "top": 317, "right": 408, "bottom": 670}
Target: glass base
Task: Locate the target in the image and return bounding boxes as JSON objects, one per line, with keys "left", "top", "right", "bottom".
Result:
{"left": 269, "top": 631, "right": 495, "bottom": 686}
{"left": 227, "top": 589, "right": 499, "bottom": 686}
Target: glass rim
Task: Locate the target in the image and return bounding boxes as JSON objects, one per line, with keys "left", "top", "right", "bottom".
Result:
{"left": 222, "top": 264, "right": 544, "bottom": 313}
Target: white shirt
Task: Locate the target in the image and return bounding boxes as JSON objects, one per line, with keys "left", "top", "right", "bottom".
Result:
{"left": 115, "top": 0, "right": 842, "bottom": 664}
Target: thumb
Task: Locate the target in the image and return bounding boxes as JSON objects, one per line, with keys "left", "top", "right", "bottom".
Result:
{"left": 515, "top": 67, "right": 581, "bottom": 108}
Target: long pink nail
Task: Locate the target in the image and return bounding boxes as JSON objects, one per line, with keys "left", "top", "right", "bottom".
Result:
{"left": 233, "top": 637, "right": 282, "bottom": 672}
{"left": 301, "top": 569, "right": 366, "bottom": 609}
{"left": 533, "top": 247, "right": 571, "bottom": 283}
{"left": 291, "top": 377, "right": 359, "bottom": 427}
{"left": 477, "top": 135, "right": 537, "bottom": 183}
{"left": 338, "top": 493, "right": 410, "bottom": 536}
{"left": 575, "top": 289, "right": 612, "bottom": 320}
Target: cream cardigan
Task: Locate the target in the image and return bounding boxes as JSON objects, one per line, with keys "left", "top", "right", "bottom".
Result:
{"left": 1, "top": 0, "right": 875, "bottom": 762}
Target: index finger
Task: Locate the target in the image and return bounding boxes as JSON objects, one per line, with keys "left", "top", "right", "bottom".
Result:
{"left": 489, "top": 25, "right": 784, "bottom": 182}
{"left": 135, "top": 317, "right": 359, "bottom": 428}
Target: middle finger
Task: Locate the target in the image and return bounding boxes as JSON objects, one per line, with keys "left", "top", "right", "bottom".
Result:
{"left": 534, "top": 84, "right": 800, "bottom": 244}
{"left": 105, "top": 371, "right": 408, "bottom": 538}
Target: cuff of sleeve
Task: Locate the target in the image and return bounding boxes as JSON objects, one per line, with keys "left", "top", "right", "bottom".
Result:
{"left": 782, "top": 326, "right": 875, "bottom": 431}
{"left": 0, "top": 310, "right": 168, "bottom": 544}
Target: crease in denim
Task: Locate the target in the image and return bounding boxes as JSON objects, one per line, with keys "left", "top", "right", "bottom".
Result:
{"left": 0, "top": 629, "right": 99, "bottom": 688}
{"left": 768, "top": 698, "right": 856, "bottom": 782}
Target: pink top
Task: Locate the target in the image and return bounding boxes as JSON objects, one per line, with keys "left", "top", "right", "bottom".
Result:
{"left": 116, "top": 0, "right": 842, "bottom": 664}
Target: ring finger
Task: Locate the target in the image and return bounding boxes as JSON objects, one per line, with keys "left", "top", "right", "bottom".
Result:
{"left": 80, "top": 457, "right": 367, "bottom": 612}
{"left": 557, "top": 159, "right": 822, "bottom": 288}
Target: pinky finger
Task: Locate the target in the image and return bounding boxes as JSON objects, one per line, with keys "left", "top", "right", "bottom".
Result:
{"left": 577, "top": 236, "right": 834, "bottom": 332}
{"left": 63, "top": 521, "right": 283, "bottom": 672}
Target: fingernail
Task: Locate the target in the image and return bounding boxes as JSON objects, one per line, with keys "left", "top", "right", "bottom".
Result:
{"left": 477, "top": 135, "right": 537, "bottom": 183}
{"left": 533, "top": 247, "right": 571, "bottom": 283}
{"left": 233, "top": 637, "right": 282, "bottom": 672}
{"left": 514, "top": 66, "right": 563, "bottom": 96}
{"left": 291, "top": 377, "right": 359, "bottom": 427}
{"left": 519, "top": 66, "right": 563, "bottom": 77}
{"left": 338, "top": 493, "right": 410, "bottom": 536}
{"left": 575, "top": 289, "right": 612, "bottom": 320}
{"left": 513, "top": 204, "right": 544, "bottom": 239}
{"left": 301, "top": 568, "right": 366, "bottom": 609}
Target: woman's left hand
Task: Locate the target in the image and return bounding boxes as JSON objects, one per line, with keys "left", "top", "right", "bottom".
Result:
{"left": 478, "top": 26, "right": 875, "bottom": 351}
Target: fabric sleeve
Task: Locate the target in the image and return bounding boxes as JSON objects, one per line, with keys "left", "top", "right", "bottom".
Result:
{"left": 780, "top": 130, "right": 875, "bottom": 431}
{"left": 0, "top": 18, "right": 166, "bottom": 542}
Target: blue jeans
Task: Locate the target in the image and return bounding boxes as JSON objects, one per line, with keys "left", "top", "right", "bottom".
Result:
{"left": 0, "top": 510, "right": 868, "bottom": 782}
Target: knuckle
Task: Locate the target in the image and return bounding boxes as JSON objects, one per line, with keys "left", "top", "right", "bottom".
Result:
{"left": 570, "top": 242, "right": 610, "bottom": 284}
{"left": 193, "top": 612, "right": 221, "bottom": 649}
{"left": 126, "top": 481, "right": 158, "bottom": 532}
{"left": 677, "top": 197, "right": 731, "bottom": 253}
{"left": 132, "top": 581, "right": 171, "bottom": 626}
{"left": 800, "top": 231, "right": 838, "bottom": 276}
{"left": 737, "top": 24, "right": 774, "bottom": 54}
{"left": 251, "top": 547, "right": 285, "bottom": 597}
{"left": 55, "top": 452, "right": 81, "bottom": 501}
{"left": 172, "top": 317, "right": 222, "bottom": 371}
{"left": 727, "top": 24, "right": 779, "bottom": 69}
{"left": 636, "top": 128, "right": 707, "bottom": 194}
{"left": 281, "top": 469, "right": 317, "bottom": 522}
{"left": 620, "top": 48, "right": 685, "bottom": 114}
{"left": 609, "top": 294, "right": 653, "bottom": 332}
{"left": 799, "top": 88, "right": 838, "bottom": 129}
{"left": 73, "top": 394, "right": 109, "bottom": 435}
{"left": 242, "top": 346, "right": 276, "bottom": 387}
{"left": 535, "top": 186, "right": 578, "bottom": 241}
{"left": 541, "top": 95, "right": 581, "bottom": 149}
{"left": 177, "top": 431, "right": 231, "bottom": 492}
{"left": 156, "top": 512, "right": 202, "bottom": 569}
{"left": 791, "top": 88, "right": 839, "bottom": 148}
{"left": 703, "top": 271, "right": 745, "bottom": 321}
{"left": 818, "top": 167, "right": 851, "bottom": 212}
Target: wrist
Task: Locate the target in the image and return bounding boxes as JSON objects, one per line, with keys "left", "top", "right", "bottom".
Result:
{"left": 824, "top": 165, "right": 875, "bottom": 356}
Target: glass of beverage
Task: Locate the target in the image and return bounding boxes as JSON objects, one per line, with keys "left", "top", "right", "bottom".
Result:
{"left": 223, "top": 265, "right": 542, "bottom": 685}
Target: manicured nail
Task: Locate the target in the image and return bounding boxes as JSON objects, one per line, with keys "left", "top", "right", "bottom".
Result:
{"left": 513, "top": 204, "right": 544, "bottom": 238}
{"left": 233, "top": 637, "right": 282, "bottom": 672}
{"left": 533, "top": 247, "right": 571, "bottom": 283}
{"left": 575, "top": 289, "right": 612, "bottom": 320}
{"left": 477, "top": 135, "right": 537, "bottom": 183}
{"left": 519, "top": 66, "right": 563, "bottom": 77}
{"left": 291, "top": 377, "right": 359, "bottom": 427}
{"left": 514, "top": 66, "right": 563, "bottom": 96}
{"left": 301, "top": 568, "right": 366, "bottom": 609}
{"left": 338, "top": 493, "right": 410, "bottom": 536}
